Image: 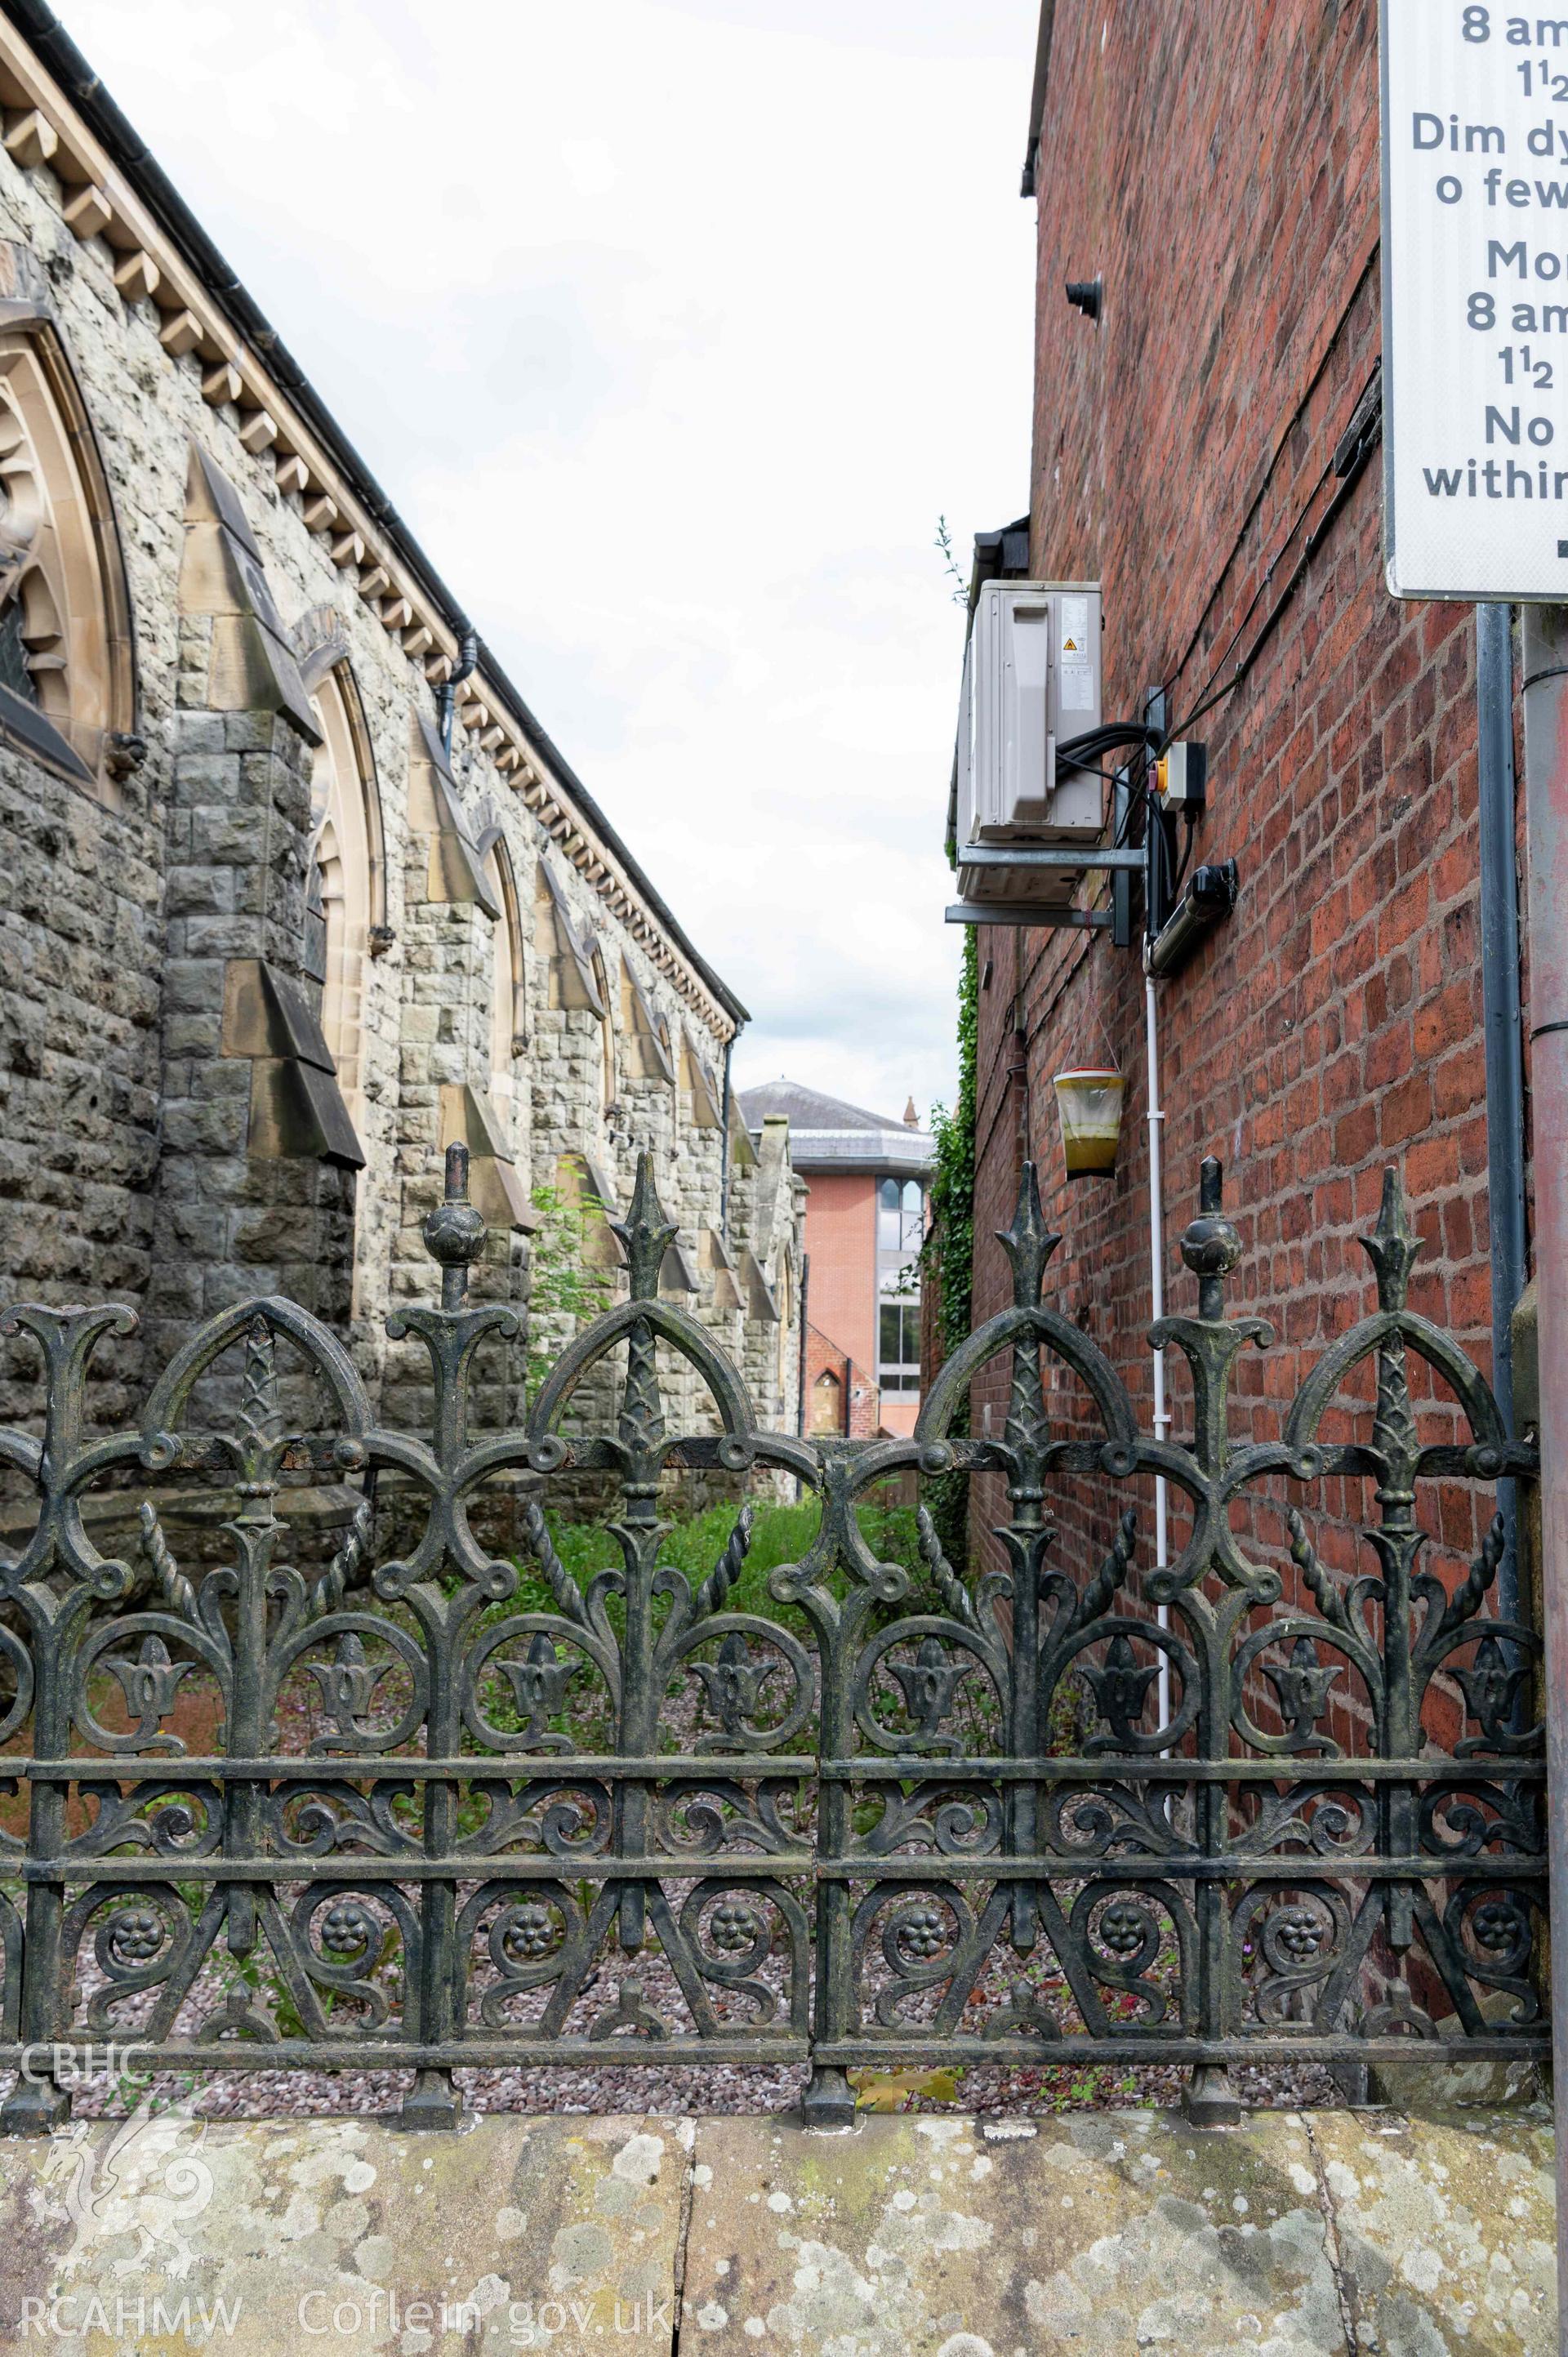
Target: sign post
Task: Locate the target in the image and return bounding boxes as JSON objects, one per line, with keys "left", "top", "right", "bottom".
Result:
{"left": 1383, "top": 11, "right": 1568, "bottom": 2327}
{"left": 1382, "top": 0, "right": 1568, "bottom": 599}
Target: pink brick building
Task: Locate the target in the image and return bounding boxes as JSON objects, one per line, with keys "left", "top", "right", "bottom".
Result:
{"left": 740, "top": 1084, "right": 933, "bottom": 1437}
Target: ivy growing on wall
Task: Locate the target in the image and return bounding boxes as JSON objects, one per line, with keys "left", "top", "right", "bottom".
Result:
{"left": 524, "top": 1183, "right": 614, "bottom": 1395}
{"left": 926, "top": 925, "right": 978, "bottom": 1355}
{"left": 925, "top": 513, "right": 978, "bottom": 1365}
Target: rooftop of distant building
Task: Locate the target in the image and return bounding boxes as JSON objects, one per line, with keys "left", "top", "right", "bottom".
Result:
{"left": 737, "top": 1080, "right": 935, "bottom": 1176}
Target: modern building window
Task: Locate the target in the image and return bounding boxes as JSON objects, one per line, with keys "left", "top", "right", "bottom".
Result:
{"left": 877, "top": 1297, "right": 920, "bottom": 1395}
{"left": 877, "top": 1176, "right": 925, "bottom": 1256}
{"left": 875, "top": 1176, "right": 924, "bottom": 1400}
{"left": 736, "top": 1082, "right": 935, "bottom": 1436}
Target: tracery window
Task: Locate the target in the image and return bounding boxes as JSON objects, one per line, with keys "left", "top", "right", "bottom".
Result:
{"left": 0, "top": 323, "right": 133, "bottom": 794}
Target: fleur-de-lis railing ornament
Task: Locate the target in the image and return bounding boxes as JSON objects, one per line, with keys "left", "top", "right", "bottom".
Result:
{"left": 888, "top": 1637, "right": 973, "bottom": 1748}
{"left": 982, "top": 1975, "right": 1066, "bottom": 2043}
{"left": 102, "top": 1634, "right": 189, "bottom": 1749}
{"left": 692, "top": 1631, "right": 777, "bottom": 1743}
{"left": 1454, "top": 1635, "right": 1530, "bottom": 1749}
{"left": 305, "top": 1632, "right": 381, "bottom": 1741}
{"left": 496, "top": 1633, "right": 578, "bottom": 1747}
{"left": 1263, "top": 1635, "right": 1341, "bottom": 1751}
{"left": 1084, "top": 1633, "right": 1159, "bottom": 1745}
{"left": 587, "top": 1976, "right": 669, "bottom": 2042}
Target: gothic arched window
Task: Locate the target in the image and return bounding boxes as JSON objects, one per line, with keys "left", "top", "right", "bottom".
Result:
{"left": 0, "top": 319, "right": 134, "bottom": 795}
{"left": 590, "top": 944, "right": 617, "bottom": 1113}
{"left": 659, "top": 1014, "right": 679, "bottom": 1140}
{"left": 305, "top": 662, "right": 384, "bottom": 1138}
{"left": 483, "top": 835, "right": 526, "bottom": 1149}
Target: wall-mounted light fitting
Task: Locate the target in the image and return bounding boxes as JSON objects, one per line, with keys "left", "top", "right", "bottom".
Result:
{"left": 1147, "top": 860, "right": 1240, "bottom": 978}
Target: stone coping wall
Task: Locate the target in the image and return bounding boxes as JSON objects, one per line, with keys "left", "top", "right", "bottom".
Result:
{"left": 0, "top": 2102, "right": 1552, "bottom": 2353}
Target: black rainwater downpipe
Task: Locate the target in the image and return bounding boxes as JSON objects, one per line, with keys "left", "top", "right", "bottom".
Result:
{"left": 1477, "top": 599, "right": 1527, "bottom": 1626}
{"left": 439, "top": 623, "right": 479, "bottom": 756}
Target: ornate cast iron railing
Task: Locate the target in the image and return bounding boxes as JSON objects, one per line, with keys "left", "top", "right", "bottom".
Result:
{"left": 0, "top": 1143, "right": 1544, "bottom": 2132}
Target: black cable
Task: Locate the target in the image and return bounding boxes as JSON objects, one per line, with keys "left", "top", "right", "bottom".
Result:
{"left": 1159, "top": 446, "right": 1341, "bottom": 735}
{"left": 1163, "top": 417, "right": 1379, "bottom": 748}
{"left": 1057, "top": 721, "right": 1165, "bottom": 791}
{"left": 1169, "top": 811, "right": 1196, "bottom": 898}
{"left": 1166, "top": 448, "right": 1363, "bottom": 746}
{"left": 1058, "top": 722, "right": 1164, "bottom": 762}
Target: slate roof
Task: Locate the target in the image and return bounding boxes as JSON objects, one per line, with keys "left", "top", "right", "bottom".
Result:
{"left": 737, "top": 1081, "right": 935, "bottom": 1177}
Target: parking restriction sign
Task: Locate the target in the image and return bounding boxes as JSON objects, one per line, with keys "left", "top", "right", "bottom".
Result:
{"left": 1382, "top": 0, "right": 1568, "bottom": 597}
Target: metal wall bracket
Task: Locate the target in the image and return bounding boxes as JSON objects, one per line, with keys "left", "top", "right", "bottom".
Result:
{"left": 945, "top": 902, "right": 1112, "bottom": 929}
{"left": 957, "top": 844, "right": 1144, "bottom": 871}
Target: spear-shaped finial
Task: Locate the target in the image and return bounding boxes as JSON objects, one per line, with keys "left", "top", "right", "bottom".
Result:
{"left": 422, "top": 1141, "right": 488, "bottom": 1310}
{"left": 996, "top": 1161, "right": 1060, "bottom": 1311}
{"left": 1360, "top": 1167, "right": 1420, "bottom": 1315}
{"left": 611, "top": 1152, "right": 679, "bottom": 1302}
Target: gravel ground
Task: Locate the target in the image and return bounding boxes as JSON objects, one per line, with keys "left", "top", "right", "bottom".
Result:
{"left": 7, "top": 1883, "right": 1341, "bottom": 2125}
{"left": 9, "top": 2052, "right": 1339, "bottom": 2125}
{"left": 0, "top": 2052, "right": 1341, "bottom": 2125}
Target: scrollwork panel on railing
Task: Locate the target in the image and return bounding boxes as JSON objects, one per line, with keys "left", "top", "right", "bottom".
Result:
{"left": 0, "top": 1141, "right": 1545, "bottom": 2129}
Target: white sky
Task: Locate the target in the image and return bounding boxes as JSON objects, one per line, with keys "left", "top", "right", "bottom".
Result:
{"left": 61, "top": 0, "right": 1040, "bottom": 1124}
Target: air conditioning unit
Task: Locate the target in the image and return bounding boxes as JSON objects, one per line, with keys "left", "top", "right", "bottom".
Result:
{"left": 956, "top": 581, "right": 1104, "bottom": 907}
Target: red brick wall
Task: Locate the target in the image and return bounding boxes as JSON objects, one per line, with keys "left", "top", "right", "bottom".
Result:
{"left": 805, "top": 1321, "right": 880, "bottom": 1440}
{"left": 965, "top": 2, "right": 1526, "bottom": 1740}
{"left": 799, "top": 1171, "right": 878, "bottom": 1378}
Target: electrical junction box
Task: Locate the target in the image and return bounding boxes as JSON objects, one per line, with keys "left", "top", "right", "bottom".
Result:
{"left": 1156, "top": 741, "right": 1207, "bottom": 811}
{"left": 956, "top": 581, "right": 1104, "bottom": 907}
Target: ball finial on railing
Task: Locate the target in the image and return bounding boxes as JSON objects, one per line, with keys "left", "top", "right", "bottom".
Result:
{"left": 422, "top": 1142, "right": 488, "bottom": 1309}
{"left": 1179, "top": 1155, "right": 1242, "bottom": 1316}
